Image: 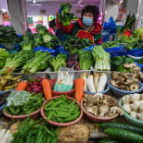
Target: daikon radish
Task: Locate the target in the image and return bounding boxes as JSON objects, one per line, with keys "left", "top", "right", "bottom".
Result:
{"left": 93, "top": 73, "right": 100, "bottom": 91}
{"left": 87, "top": 74, "right": 96, "bottom": 92}
{"left": 0, "top": 129, "right": 6, "bottom": 141}
{"left": 97, "top": 73, "right": 107, "bottom": 92}
{"left": 80, "top": 73, "right": 87, "bottom": 91}
{"left": 1, "top": 130, "right": 11, "bottom": 143}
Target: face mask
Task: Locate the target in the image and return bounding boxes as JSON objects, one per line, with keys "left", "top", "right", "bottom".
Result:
{"left": 82, "top": 17, "right": 93, "bottom": 26}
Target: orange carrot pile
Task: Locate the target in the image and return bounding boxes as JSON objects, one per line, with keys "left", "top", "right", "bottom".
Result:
{"left": 16, "top": 81, "right": 27, "bottom": 91}
{"left": 42, "top": 79, "right": 52, "bottom": 100}
{"left": 75, "top": 78, "right": 85, "bottom": 103}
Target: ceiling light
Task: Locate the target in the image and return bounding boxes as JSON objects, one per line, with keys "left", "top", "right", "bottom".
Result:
{"left": 32, "top": 0, "right": 36, "bottom": 3}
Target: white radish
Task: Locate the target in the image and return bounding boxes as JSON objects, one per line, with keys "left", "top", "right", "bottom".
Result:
{"left": 80, "top": 73, "right": 87, "bottom": 91}
{"left": 94, "top": 73, "right": 100, "bottom": 91}
{"left": 86, "top": 74, "right": 96, "bottom": 92}
{"left": 0, "top": 129, "right": 6, "bottom": 141}
{"left": 97, "top": 73, "right": 107, "bottom": 92}
{"left": 1, "top": 130, "right": 11, "bottom": 143}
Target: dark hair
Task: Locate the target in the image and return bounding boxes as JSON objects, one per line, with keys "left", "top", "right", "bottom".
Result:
{"left": 49, "top": 19, "right": 56, "bottom": 29}
{"left": 81, "top": 5, "right": 99, "bottom": 22}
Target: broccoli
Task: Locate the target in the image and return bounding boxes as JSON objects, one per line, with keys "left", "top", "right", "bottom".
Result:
{"left": 36, "top": 24, "right": 48, "bottom": 35}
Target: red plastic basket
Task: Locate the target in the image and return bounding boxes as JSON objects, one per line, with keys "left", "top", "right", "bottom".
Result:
{"left": 50, "top": 79, "right": 75, "bottom": 97}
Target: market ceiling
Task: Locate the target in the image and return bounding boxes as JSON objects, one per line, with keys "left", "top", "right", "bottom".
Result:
{"left": 26, "top": 0, "right": 101, "bottom": 2}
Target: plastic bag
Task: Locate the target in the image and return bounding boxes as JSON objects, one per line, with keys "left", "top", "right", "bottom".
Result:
{"left": 0, "top": 44, "right": 20, "bottom": 53}
{"left": 101, "top": 30, "right": 110, "bottom": 43}
{"left": 135, "top": 61, "right": 143, "bottom": 72}
{"left": 57, "top": 45, "right": 69, "bottom": 56}
{"left": 103, "top": 17, "right": 117, "bottom": 32}
{"left": 83, "top": 44, "right": 95, "bottom": 52}
{"left": 54, "top": 68, "right": 74, "bottom": 92}
{"left": 33, "top": 46, "right": 58, "bottom": 56}
{"left": 127, "top": 48, "right": 143, "bottom": 57}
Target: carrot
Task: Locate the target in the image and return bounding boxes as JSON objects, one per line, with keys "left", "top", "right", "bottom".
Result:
{"left": 16, "top": 81, "right": 27, "bottom": 91}
{"left": 75, "top": 78, "right": 85, "bottom": 103}
{"left": 42, "top": 79, "right": 52, "bottom": 100}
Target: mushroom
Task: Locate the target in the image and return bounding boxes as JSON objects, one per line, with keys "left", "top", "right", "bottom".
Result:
{"left": 139, "top": 100, "right": 143, "bottom": 104}
{"left": 124, "top": 79, "right": 131, "bottom": 85}
{"left": 130, "top": 73, "right": 138, "bottom": 78}
{"left": 139, "top": 104, "right": 143, "bottom": 112}
{"left": 87, "top": 107, "right": 94, "bottom": 114}
{"left": 107, "top": 111, "right": 115, "bottom": 117}
{"left": 122, "top": 103, "right": 132, "bottom": 113}
{"left": 111, "top": 71, "right": 118, "bottom": 80}
{"left": 131, "top": 101, "right": 140, "bottom": 111}
{"left": 129, "top": 77, "right": 139, "bottom": 83}
{"left": 98, "top": 105, "right": 109, "bottom": 117}
{"left": 129, "top": 83, "right": 140, "bottom": 91}
{"left": 130, "top": 93, "right": 141, "bottom": 102}
{"left": 118, "top": 76, "right": 125, "bottom": 85}
{"left": 124, "top": 63, "right": 131, "bottom": 69}
{"left": 122, "top": 95, "right": 130, "bottom": 104}
{"left": 118, "top": 85, "right": 128, "bottom": 90}
{"left": 84, "top": 94, "right": 92, "bottom": 102}
{"left": 84, "top": 102, "right": 94, "bottom": 110}
{"left": 141, "top": 94, "right": 143, "bottom": 100}
{"left": 110, "top": 106, "right": 118, "bottom": 114}
{"left": 120, "top": 73, "right": 129, "bottom": 80}
{"left": 103, "top": 96, "right": 117, "bottom": 107}
{"left": 109, "top": 79, "right": 119, "bottom": 87}
{"left": 116, "top": 107, "right": 123, "bottom": 115}
{"left": 138, "top": 71, "right": 143, "bottom": 79}
{"left": 130, "top": 111, "right": 138, "bottom": 119}
{"left": 132, "top": 66, "right": 141, "bottom": 72}
{"left": 92, "top": 106, "right": 99, "bottom": 116}
{"left": 137, "top": 112, "right": 143, "bottom": 121}
{"left": 129, "top": 63, "right": 137, "bottom": 68}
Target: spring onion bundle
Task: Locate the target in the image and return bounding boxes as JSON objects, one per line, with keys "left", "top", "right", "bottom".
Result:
{"left": 92, "top": 45, "right": 110, "bottom": 71}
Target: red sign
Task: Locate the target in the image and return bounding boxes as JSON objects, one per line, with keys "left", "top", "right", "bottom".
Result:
{"left": 3, "top": 12, "right": 10, "bottom": 21}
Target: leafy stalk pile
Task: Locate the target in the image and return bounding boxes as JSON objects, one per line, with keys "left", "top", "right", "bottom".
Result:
{"left": 57, "top": 3, "right": 74, "bottom": 26}
{"left": 49, "top": 54, "right": 67, "bottom": 71}
{"left": 78, "top": 50, "right": 94, "bottom": 70}
{"left": 0, "top": 50, "right": 34, "bottom": 75}
{"left": 111, "top": 56, "right": 135, "bottom": 72}
{"left": 60, "top": 37, "right": 93, "bottom": 54}
{"left": 11, "top": 117, "right": 59, "bottom": 143}
{"left": 0, "top": 26, "right": 21, "bottom": 49}
{"left": 92, "top": 45, "right": 110, "bottom": 71}
{"left": 133, "top": 27, "right": 143, "bottom": 41}
{"left": 21, "top": 51, "right": 52, "bottom": 74}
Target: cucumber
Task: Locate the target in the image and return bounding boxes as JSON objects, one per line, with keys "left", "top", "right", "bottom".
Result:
{"left": 98, "top": 138, "right": 121, "bottom": 143}
{"left": 98, "top": 121, "right": 143, "bottom": 134}
{"left": 105, "top": 127, "right": 143, "bottom": 143}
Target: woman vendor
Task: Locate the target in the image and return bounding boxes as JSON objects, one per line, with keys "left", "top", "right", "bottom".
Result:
{"left": 56, "top": 5, "right": 103, "bottom": 44}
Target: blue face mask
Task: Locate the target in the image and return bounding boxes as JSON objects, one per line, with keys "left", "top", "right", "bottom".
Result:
{"left": 82, "top": 17, "right": 93, "bottom": 26}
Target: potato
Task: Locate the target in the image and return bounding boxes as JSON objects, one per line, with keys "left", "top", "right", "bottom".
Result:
{"left": 57, "top": 124, "right": 90, "bottom": 143}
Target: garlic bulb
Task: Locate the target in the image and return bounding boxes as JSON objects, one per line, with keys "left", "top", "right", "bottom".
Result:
{"left": 122, "top": 103, "right": 131, "bottom": 113}
{"left": 137, "top": 112, "right": 143, "bottom": 121}
{"left": 122, "top": 95, "right": 130, "bottom": 104}
{"left": 130, "top": 101, "right": 140, "bottom": 111}
{"left": 130, "top": 111, "right": 138, "bottom": 119}
{"left": 139, "top": 104, "right": 143, "bottom": 112}
{"left": 130, "top": 93, "right": 141, "bottom": 103}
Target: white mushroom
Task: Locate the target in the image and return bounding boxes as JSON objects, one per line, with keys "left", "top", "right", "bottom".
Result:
{"left": 141, "top": 94, "right": 143, "bottom": 100}
{"left": 139, "top": 100, "right": 143, "bottom": 105}
{"left": 87, "top": 107, "right": 94, "bottom": 114}
{"left": 130, "top": 101, "right": 140, "bottom": 111}
{"left": 130, "top": 111, "right": 138, "bottom": 119}
{"left": 110, "top": 106, "right": 118, "bottom": 114}
{"left": 130, "top": 93, "right": 141, "bottom": 103}
{"left": 137, "top": 112, "right": 143, "bottom": 121}
{"left": 139, "top": 104, "right": 143, "bottom": 112}
{"left": 122, "top": 95, "right": 130, "bottom": 104}
{"left": 98, "top": 105, "right": 109, "bottom": 117}
{"left": 122, "top": 103, "right": 132, "bottom": 113}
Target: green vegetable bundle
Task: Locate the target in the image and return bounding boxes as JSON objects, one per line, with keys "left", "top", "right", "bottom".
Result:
{"left": 92, "top": 45, "right": 110, "bottom": 71}
{"left": 5, "top": 93, "right": 44, "bottom": 115}
{"left": 60, "top": 37, "right": 93, "bottom": 54}
{"left": 11, "top": 117, "right": 59, "bottom": 143}
{"left": 0, "top": 26, "right": 21, "bottom": 49}
{"left": 78, "top": 50, "right": 94, "bottom": 70}
{"left": 111, "top": 56, "right": 135, "bottom": 72}
{"left": 0, "top": 50, "right": 34, "bottom": 75}
{"left": 101, "top": 41, "right": 120, "bottom": 49}
{"left": 49, "top": 54, "right": 67, "bottom": 71}
{"left": 133, "top": 27, "right": 143, "bottom": 41}
{"left": 21, "top": 51, "right": 52, "bottom": 74}
{"left": 0, "top": 48, "right": 9, "bottom": 69}
{"left": 44, "top": 95, "right": 80, "bottom": 122}
{"left": 58, "top": 3, "right": 74, "bottom": 26}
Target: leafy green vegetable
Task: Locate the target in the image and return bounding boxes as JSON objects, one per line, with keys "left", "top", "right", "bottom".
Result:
{"left": 36, "top": 24, "right": 48, "bottom": 35}
{"left": 0, "top": 50, "right": 34, "bottom": 75}
{"left": 101, "top": 41, "right": 120, "bottom": 49}
{"left": 58, "top": 3, "right": 74, "bottom": 26}
{"left": 111, "top": 56, "right": 135, "bottom": 72}
{"left": 78, "top": 50, "right": 94, "bottom": 70}
{"left": 49, "top": 54, "right": 67, "bottom": 71}
{"left": 133, "top": 27, "right": 143, "bottom": 41}
{"left": 33, "top": 33, "right": 43, "bottom": 47}
{"left": 21, "top": 51, "right": 52, "bottom": 74}
{"left": 0, "top": 48, "right": 9, "bottom": 69}
{"left": 11, "top": 117, "right": 59, "bottom": 143}
{"left": 0, "top": 26, "right": 21, "bottom": 49}
{"left": 5, "top": 93, "right": 44, "bottom": 115}
{"left": 92, "top": 45, "right": 110, "bottom": 71}
{"left": 20, "top": 39, "right": 33, "bottom": 50}
{"left": 138, "top": 58, "right": 143, "bottom": 64}
{"left": 60, "top": 37, "right": 93, "bottom": 54}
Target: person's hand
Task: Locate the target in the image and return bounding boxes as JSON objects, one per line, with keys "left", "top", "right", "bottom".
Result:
{"left": 59, "top": 7, "right": 62, "bottom": 14}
